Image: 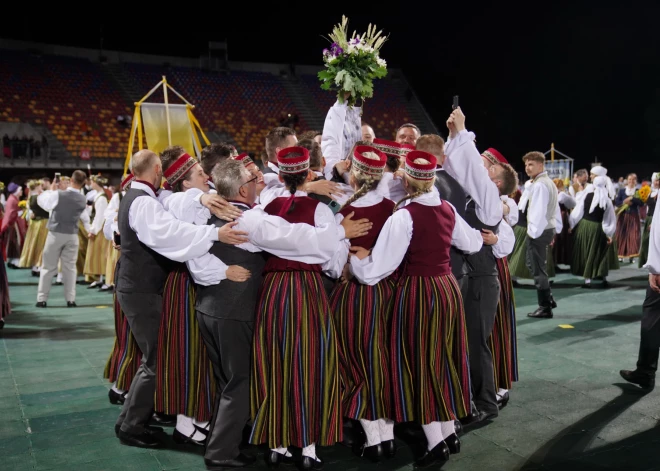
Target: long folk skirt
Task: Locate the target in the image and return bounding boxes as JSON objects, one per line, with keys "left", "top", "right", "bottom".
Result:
{"left": 0, "top": 260, "right": 10, "bottom": 320}
{"left": 104, "top": 291, "right": 142, "bottom": 389}
{"left": 330, "top": 278, "right": 393, "bottom": 421}
{"left": 19, "top": 219, "right": 48, "bottom": 268}
{"left": 615, "top": 211, "right": 641, "bottom": 258}
{"left": 490, "top": 258, "right": 518, "bottom": 391}
{"left": 639, "top": 215, "right": 653, "bottom": 268}
{"left": 76, "top": 221, "right": 88, "bottom": 276}
{"left": 250, "top": 270, "right": 341, "bottom": 448}
{"left": 104, "top": 243, "right": 120, "bottom": 286}
{"left": 155, "top": 265, "right": 215, "bottom": 422}
{"left": 509, "top": 225, "right": 556, "bottom": 279}
{"left": 84, "top": 233, "right": 110, "bottom": 277}
{"left": 389, "top": 274, "right": 471, "bottom": 424}
{"left": 571, "top": 219, "right": 618, "bottom": 280}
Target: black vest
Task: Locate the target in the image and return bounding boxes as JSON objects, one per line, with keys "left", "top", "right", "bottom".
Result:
{"left": 582, "top": 193, "right": 605, "bottom": 223}
{"left": 196, "top": 205, "right": 267, "bottom": 321}
{"left": 116, "top": 188, "right": 172, "bottom": 294}
{"left": 308, "top": 175, "right": 333, "bottom": 205}
{"left": 29, "top": 195, "right": 50, "bottom": 220}
{"left": 435, "top": 170, "right": 469, "bottom": 277}
{"left": 648, "top": 194, "right": 657, "bottom": 218}
{"left": 464, "top": 199, "right": 500, "bottom": 277}
{"left": 518, "top": 207, "right": 528, "bottom": 228}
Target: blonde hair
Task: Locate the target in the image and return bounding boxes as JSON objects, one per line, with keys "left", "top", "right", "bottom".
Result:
{"left": 553, "top": 178, "right": 565, "bottom": 190}
{"left": 394, "top": 157, "right": 435, "bottom": 212}
{"left": 340, "top": 151, "right": 383, "bottom": 210}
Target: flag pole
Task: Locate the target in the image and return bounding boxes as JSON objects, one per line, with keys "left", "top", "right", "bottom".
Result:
{"left": 163, "top": 76, "right": 172, "bottom": 146}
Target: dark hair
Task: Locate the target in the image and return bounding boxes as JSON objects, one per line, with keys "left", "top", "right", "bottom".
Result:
{"left": 71, "top": 170, "right": 87, "bottom": 186}
{"left": 298, "top": 130, "right": 322, "bottom": 141}
{"left": 522, "top": 151, "right": 545, "bottom": 164}
{"left": 160, "top": 145, "right": 192, "bottom": 193}
{"left": 201, "top": 143, "right": 234, "bottom": 176}
{"left": 297, "top": 138, "right": 323, "bottom": 170}
{"left": 396, "top": 123, "right": 421, "bottom": 137}
{"left": 386, "top": 155, "right": 400, "bottom": 172}
{"left": 265, "top": 127, "right": 296, "bottom": 163}
{"left": 496, "top": 163, "right": 519, "bottom": 196}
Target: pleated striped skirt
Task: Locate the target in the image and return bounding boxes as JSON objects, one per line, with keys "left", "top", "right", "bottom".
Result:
{"left": 155, "top": 266, "right": 215, "bottom": 422}
{"left": 330, "top": 278, "right": 393, "bottom": 421}
{"left": 104, "top": 291, "right": 142, "bottom": 389}
{"left": 19, "top": 219, "right": 48, "bottom": 268}
{"left": 250, "top": 270, "right": 341, "bottom": 448}
{"left": 615, "top": 212, "right": 641, "bottom": 257}
{"left": 389, "top": 274, "right": 471, "bottom": 424}
{"left": 490, "top": 258, "right": 518, "bottom": 391}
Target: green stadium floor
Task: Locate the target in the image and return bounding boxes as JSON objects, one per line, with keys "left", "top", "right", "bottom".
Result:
{"left": 2, "top": 263, "right": 659, "bottom": 471}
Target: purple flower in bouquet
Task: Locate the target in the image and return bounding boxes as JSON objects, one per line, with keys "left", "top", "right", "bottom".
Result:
{"left": 330, "top": 42, "right": 343, "bottom": 56}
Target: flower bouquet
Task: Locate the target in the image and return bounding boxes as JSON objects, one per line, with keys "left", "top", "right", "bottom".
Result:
{"left": 318, "top": 16, "right": 389, "bottom": 107}
{"left": 616, "top": 185, "right": 651, "bottom": 216}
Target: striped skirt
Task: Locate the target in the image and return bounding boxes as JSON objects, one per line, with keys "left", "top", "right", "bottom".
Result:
{"left": 389, "top": 274, "right": 471, "bottom": 424}
{"left": 155, "top": 266, "right": 215, "bottom": 422}
{"left": 76, "top": 221, "right": 88, "bottom": 276}
{"left": 571, "top": 219, "right": 613, "bottom": 280}
{"left": 104, "top": 244, "right": 120, "bottom": 286}
{"left": 250, "top": 271, "right": 341, "bottom": 448}
{"left": 490, "top": 258, "right": 518, "bottom": 391}
{"left": 103, "top": 291, "right": 142, "bottom": 389}
{"left": 508, "top": 226, "right": 556, "bottom": 279}
{"left": 84, "top": 233, "right": 110, "bottom": 277}
{"left": 19, "top": 219, "right": 48, "bottom": 268}
{"left": 0, "top": 260, "right": 10, "bottom": 320}
{"left": 639, "top": 216, "right": 653, "bottom": 268}
{"left": 615, "top": 212, "right": 641, "bottom": 257}
{"left": 330, "top": 278, "right": 393, "bottom": 421}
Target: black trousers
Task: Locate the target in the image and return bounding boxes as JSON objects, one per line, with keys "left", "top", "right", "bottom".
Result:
{"left": 526, "top": 228, "right": 555, "bottom": 292}
{"left": 463, "top": 275, "right": 500, "bottom": 415}
{"left": 637, "top": 286, "right": 660, "bottom": 374}
{"left": 116, "top": 292, "right": 163, "bottom": 434}
{"left": 196, "top": 311, "right": 253, "bottom": 461}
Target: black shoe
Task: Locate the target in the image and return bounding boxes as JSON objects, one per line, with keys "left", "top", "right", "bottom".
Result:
{"left": 620, "top": 369, "right": 656, "bottom": 390}
{"left": 115, "top": 424, "right": 164, "bottom": 437}
{"left": 205, "top": 453, "right": 256, "bottom": 470}
{"left": 550, "top": 296, "right": 557, "bottom": 309}
{"left": 497, "top": 391, "right": 510, "bottom": 409}
{"left": 265, "top": 450, "right": 295, "bottom": 468}
{"left": 173, "top": 426, "right": 207, "bottom": 446}
{"left": 87, "top": 282, "right": 100, "bottom": 289}
{"left": 35, "top": 301, "right": 47, "bottom": 308}
{"left": 151, "top": 412, "right": 176, "bottom": 426}
{"left": 527, "top": 307, "right": 553, "bottom": 319}
{"left": 461, "top": 410, "right": 497, "bottom": 432}
{"left": 340, "top": 418, "right": 365, "bottom": 447}
{"left": 99, "top": 284, "right": 114, "bottom": 292}
{"left": 67, "top": 302, "right": 77, "bottom": 308}
{"left": 352, "top": 443, "right": 382, "bottom": 463}
{"left": 296, "top": 456, "right": 323, "bottom": 471}
{"left": 0, "top": 319, "right": 4, "bottom": 329}
{"left": 453, "top": 420, "right": 463, "bottom": 436}
{"left": 381, "top": 439, "right": 397, "bottom": 459}
{"left": 118, "top": 429, "right": 161, "bottom": 448}
{"left": 108, "top": 389, "right": 127, "bottom": 405}
{"left": 444, "top": 434, "right": 460, "bottom": 454}
{"left": 7, "top": 263, "right": 18, "bottom": 269}
{"left": 54, "top": 281, "right": 63, "bottom": 286}
{"left": 31, "top": 270, "right": 39, "bottom": 277}
{"left": 602, "top": 280, "right": 610, "bottom": 288}
{"left": 414, "top": 441, "right": 450, "bottom": 468}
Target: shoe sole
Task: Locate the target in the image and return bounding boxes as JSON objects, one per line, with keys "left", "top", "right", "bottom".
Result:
{"left": 119, "top": 438, "right": 161, "bottom": 448}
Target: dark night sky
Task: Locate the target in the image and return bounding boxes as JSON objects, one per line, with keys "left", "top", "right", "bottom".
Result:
{"left": 4, "top": 4, "right": 660, "bottom": 179}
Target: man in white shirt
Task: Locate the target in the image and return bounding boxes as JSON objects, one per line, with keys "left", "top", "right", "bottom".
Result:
{"left": 523, "top": 152, "right": 558, "bottom": 319}
{"left": 620, "top": 198, "right": 660, "bottom": 390}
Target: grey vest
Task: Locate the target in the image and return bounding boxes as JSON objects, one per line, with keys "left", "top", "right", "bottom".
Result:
{"left": 46, "top": 190, "right": 86, "bottom": 234}
{"left": 464, "top": 199, "right": 500, "bottom": 277}
{"left": 531, "top": 173, "right": 557, "bottom": 231}
{"left": 196, "top": 204, "right": 267, "bottom": 321}
{"left": 435, "top": 170, "right": 469, "bottom": 278}
{"left": 116, "top": 188, "right": 172, "bottom": 294}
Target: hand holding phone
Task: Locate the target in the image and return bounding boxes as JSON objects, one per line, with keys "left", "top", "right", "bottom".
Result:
{"left": 54, "top": 172, "right": 61, "bottom": 183}
{"left": 452, "top": 95, "right": 459, "bottom": 110}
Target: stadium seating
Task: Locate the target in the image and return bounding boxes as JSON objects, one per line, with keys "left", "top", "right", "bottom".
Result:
{"left": 0, "top": 49, "right": 132, "bottom": 158}
{"left": 301, "top": 74, "right": 411, "bottom": 140}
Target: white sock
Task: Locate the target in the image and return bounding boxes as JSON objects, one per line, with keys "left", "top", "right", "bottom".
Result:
{"left": 32, "top": 266, "right": 40, "bottom": 271}
{"left": 421, "top": 422, "right": 444, "bottom": 451}
{"left": 9, "top": 258, "right": 19, "bottom": 265}
{"left": 56, "top": 273, "right": 62, "bottom": 282}
{"left": 359, "top": 419, "right": 381, "bottom": 447}
{"left": 175, "top": 414, "right": 206, "bottom": 441}
{"left": 302, "top": 443, "right": 319, "bottom": 461}
{"left": 271, "top": 447, "right": 293, "bottom": 458}
{"left": 377, "top": 418, "right": 395, "bottom": 441}
{"left": 440, "top": 421, "right": 455, "bottom": 438}
{"left": 584, "top": 278, "right": 591, "bottom": 284}
{"left": 498, "top": 388, "right": 508, "bottom": 396}
{"left": 111, "top": 385, "right": 125, "bottom": 394}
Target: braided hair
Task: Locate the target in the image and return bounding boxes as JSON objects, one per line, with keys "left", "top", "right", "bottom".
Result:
{"left": 282, "top": 172, "right": 307, "bottom": 214}
{"left": 339, "top": 150, "right": 384, "bottom": 211}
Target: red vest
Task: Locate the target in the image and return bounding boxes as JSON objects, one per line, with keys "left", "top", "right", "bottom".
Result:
{"left": 263, "top": 196, "right": 322, "bottom": 273}
{"left": 339, "top": 198, "right": 395, "bottom": 249}
{"left": 401, "top": 202, "right": 454, "bottom": 277}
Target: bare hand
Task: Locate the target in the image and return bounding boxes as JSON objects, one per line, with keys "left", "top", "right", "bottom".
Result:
{"left": 502, "top": 202, "right": 510, "bottom": 216}
{"left": 481, "top": 229, "right": 498, "bottom": 245}
{"left": 341, "top": 211, "right": 372, "bottom": 239}
{"left": 217, "top": 221, "right": 249, "bottom": 245}
{"left": 339, "top": 263, "right": 353, "bottom": 284}
{"left": 202, "top": 194, "right": 242, "bottom": 222}
{"left": 349, "top": 246, "right": 370, "bottom": 261}
{"left": 393, "top": 169, "right": 405, "bottom": 180}
{"left": 606, "top": 236, "right": 613, "bottom": 245}
{"left": 650, "top": 274, "right": 660, "bottom": 293}
{"left": 334, "top": 160, "right": 351, "bottom": 176}
{"left": 50, "top": 182, "right": 58, "bottom": 191}
{"left": 226, "top": 265, "right": 251, "bottom": 282}
{"left": 305, "top": 179, "right": 344, "bottom": 201}
{"left": 88, "top": 232, "right": 96, "bottom": 240}
{"left": 446, "top": 107, "right": 466, "bottom": 138}
{"left": 624, "top": 196, "right": 633, "bottom": 205}
{"left": 549, "top": 235, "right": 556, "bottom": 247}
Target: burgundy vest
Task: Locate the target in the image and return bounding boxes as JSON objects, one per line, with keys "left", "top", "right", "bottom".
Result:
{"left": 401, "top": 202, "right": 454, "bottom": 277}
{"left": 339, "top": 198, "right": 395, "bottom": 249}
{"left": 263, "top": 196, "right": 322, "bottom": 273}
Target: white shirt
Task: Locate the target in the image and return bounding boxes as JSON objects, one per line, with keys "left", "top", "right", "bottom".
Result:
{"left": 103, "top": 192, "right": 122, "bottom": 241}
{"left": 645, "top": 197, "right": 660, "bottom": 274}
{"left": 492, "top": 220, "right": 515, "bottom": 258}
{"left": 526, "top": 174, "right": 553, "bottom": 239}
{"left": 90, "top": 193, "right": 109, "bottom": 235}
{"left": 501, "top": 196, "right": 519, "bottom": 227}
{"left": 443, "top": 130, "right": 503, "bottom": 227}
{"left": 267, "top": 162, "right": 279, "bottom": 175}
{"left": 349, "top": 192, "right": 483, "bottom": 286}
{"left": 558, "top": 191, "right": 577, "bottom": 210}
{"left": 127, "top": 181, "right": 220, "bottom": 262}
{"left": 568, "top": 190, "right": 617, "bottom": 238}
{"left": 37, "top": 187, "right": 91, "bottom": 233}
{"left": 321, "top": 100, "right": 362, "bottom": 180}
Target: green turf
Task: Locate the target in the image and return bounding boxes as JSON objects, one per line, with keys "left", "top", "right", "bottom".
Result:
{"left": 2, "top": 263, "right": 659, "bottom": 471}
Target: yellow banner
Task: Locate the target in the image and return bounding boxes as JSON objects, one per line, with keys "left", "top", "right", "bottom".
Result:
{"left": 141, "top": 103, "right": 195, "bottom": 156}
